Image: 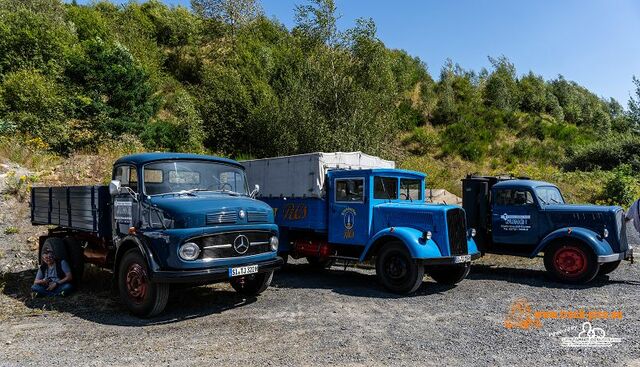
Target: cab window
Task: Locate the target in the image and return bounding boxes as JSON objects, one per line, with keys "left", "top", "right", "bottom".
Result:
{"left": 374, "top": 177, "right": 398, "bottom": 200}
{"left": 400, "top": 179, "right": 422, "bottom": 201}
{"left": 495, "top": 189, "right": 534, "bottom": 206}
{"left": 335, "top": 179, "right": 364, "bottom": 202}
{"left": 114, "top": 165, "right": 138, "bottom": 193}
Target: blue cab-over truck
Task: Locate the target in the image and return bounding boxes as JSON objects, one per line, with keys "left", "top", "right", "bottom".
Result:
{"left": 243, "top": 152, "right": 481, "bottom": 294}
{"left": 31, "top": 153, "right": 282, "bottom": 317}
{"left": 462, "top": 175, "right": 634, "bottom": 283}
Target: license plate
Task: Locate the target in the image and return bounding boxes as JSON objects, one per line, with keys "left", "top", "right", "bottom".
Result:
{"left": 453, "top": 255, "right": 471, "bottom": 263}
{"left": 229, "top": 265, "right": 259, "bottom": 277}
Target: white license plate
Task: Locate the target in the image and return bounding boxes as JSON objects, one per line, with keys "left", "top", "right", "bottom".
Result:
{"left": 229, "top": 265, "right": 259, "bottom": 277}
{"left": 453, "top": 255, "right": 471, "bottom": 263}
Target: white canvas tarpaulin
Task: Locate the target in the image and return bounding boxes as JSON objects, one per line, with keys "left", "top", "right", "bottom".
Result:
{"left": 242, "top": 152, "right": 395, "bottom": 198}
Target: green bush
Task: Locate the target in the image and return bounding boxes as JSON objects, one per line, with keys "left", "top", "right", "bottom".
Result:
{"left": 564, "top": 134, "right": 640, "bottom": 173}
{"left": 597, "top": 165, "right": 638, "bottom": 207}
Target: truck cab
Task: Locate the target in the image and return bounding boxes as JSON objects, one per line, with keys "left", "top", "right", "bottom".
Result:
{"left": 243, "top": 152, "right": 480, "bottom": 294}
{"left": 32, "top": 153, "right": 282, "bottom": 317}
{"left": 462, "top": 175, "right": 634, "bottom": 283}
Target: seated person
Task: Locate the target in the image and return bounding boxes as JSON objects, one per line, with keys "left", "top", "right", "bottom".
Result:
{"left": 32, "top": 248, "right": 73, "bottom": 297}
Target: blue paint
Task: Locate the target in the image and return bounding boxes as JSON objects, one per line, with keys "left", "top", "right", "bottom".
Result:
{"left": 257, "top": 168, "right": 480, "bottom": 261}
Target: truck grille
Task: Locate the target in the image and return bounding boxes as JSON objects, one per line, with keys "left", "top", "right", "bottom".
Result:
{"left": 247, "top": 210, "right": 268, "bottom": 223}
{"left": 206, "top": 211, "right": 237, "bottom": 225}
{"left": 616, "top": 210, "right": 629, "bottom": 252}
{"left": 447, "top": 208, "right": 468, "bottom": 256}
{"left": 197, "top": 231, "right": 272, "bottom": 259}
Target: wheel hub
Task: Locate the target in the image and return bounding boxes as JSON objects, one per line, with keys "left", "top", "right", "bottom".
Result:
{"left": 126, "top": 263, "right": 148, "bottom": 304}
{"left": 385, "top": 255, "right": 408, "bottom": 280}
{"left": 554, "top": 246, "right": 587, "bottom": 277}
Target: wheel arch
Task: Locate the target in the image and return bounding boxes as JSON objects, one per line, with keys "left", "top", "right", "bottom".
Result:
{"left": 531, "top": 227, "right": 613, "bottom": 258}
{"left": 113, "top": 236, "right": 159, "bottom": 278}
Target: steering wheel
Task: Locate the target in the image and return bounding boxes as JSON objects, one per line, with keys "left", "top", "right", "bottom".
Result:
{"left": 219, "top": 182, "right": 233, "bottom": 191}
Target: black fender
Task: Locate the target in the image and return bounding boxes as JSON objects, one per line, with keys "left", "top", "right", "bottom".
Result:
{"left": 112, "top": 235, "right": 162, "bottom": 276}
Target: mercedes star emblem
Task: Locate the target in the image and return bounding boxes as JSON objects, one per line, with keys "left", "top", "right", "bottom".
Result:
{"left": 233, "top": 235, "right": 250, "bottom": 254}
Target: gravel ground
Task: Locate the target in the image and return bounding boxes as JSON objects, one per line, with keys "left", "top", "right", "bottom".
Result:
{"left": 1, "top": 161, "right": 639, "bottom": 366}
{"left": 1, "top": 253, "right": 639, "bottom": 367}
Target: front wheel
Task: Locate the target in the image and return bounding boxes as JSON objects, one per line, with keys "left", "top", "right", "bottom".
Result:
{"left": 426, "top": 263, "right": 471, "bottom": 285}
{"left": 376, "top": 242, "right": 424, "bottom": 294}
{"left": 118, "top": 249, "right": 169, "bottom": 318}
{"left": 230, "top": 270, "right": 273, "bottom": 296}
{"left": 544, "top": 242, "right": 599, "bottom": 284}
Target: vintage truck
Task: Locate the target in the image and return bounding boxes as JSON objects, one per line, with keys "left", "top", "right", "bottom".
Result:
{"left": 243, "top": 152, "right": 480, "bottom": 294}
{"left": 31, "top": 153, "right": 282, "bottom": 317}
{"left": 462, "top": 175, "right": 634, "bottom": 283}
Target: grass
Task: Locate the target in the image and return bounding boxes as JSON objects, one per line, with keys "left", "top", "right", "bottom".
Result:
{"left": 4, "top": 226, "right": 19, "bottom": 235}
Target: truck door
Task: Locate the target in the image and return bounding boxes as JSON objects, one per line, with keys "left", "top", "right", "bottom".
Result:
{"left": 112, "top": 165, "right": 140, "bottom": 239}
{"left": 491, "top": 187, "right": 539, "bottom": 246}
{"left": 328, "top": 177, "right": 369, "bottom": 246}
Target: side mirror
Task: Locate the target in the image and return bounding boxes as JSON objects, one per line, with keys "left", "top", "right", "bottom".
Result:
{"left": 250, "top": 184, "right": 260, "bottom": 198}
{"left": 109, "top": 180, "right": 122, "bottom": 196}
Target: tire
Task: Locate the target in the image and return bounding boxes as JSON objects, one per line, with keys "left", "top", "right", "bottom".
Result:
{"left": 118, "top": 249, "right": 169, "bottom": 317}
{"left": 64, "top": 238, "right": 85, "bottom": 284}
{"left": 230, "top": 270, "right": 273, "bottom": 296}
{"left": 598, "top": 260, "right": 621, "bottom": 276}
{"left": 306, "top": 256, "right": 334, "bottom": 270}
{"left": 375, "top": 242, "right": 424, "bottom": 294}
{"left": 426, "top": 263, "right": 471, "bottom": 285}
{"left": 543, "top": 242, "right": 599, "bottom": 284}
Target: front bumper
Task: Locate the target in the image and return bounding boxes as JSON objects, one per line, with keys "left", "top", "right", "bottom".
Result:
{"left": 597, "top": 247, "right": 634, "bottom": 264}
{"left": 420, "top": 252, "right": 481, "bottom": 265}
{"left": 150, "top": 257, "right": 284, "bottom": 284}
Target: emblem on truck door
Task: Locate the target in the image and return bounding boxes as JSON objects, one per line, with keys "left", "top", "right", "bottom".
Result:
{"left": 233, "top": 235, "right": 250, "bottom": 254}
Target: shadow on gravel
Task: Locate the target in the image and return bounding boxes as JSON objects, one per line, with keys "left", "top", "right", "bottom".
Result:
{"left": 468, "top": 264, "right": 640, "bottom": 288}
{"left": 273, "top": 263, "right": 457, "bottom": 298}
{"left": 1, "top": 265, "right": 256, "bottom": 326}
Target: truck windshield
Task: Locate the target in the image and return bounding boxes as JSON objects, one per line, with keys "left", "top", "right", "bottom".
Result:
{"left": 536, "top": 186, "right": 564, "bottom": 205}
{"left": 143, "top": 161, "right": 248, "bottom": 196}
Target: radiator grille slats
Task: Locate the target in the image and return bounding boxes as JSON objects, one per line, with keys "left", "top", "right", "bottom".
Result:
{"left": 447, "top": 208, "right": 468, "bottom": 256}
{"left": 206, "top": 211, "right": 237, "bottom": 225}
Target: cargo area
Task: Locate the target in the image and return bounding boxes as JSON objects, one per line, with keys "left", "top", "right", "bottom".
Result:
{"left": 30, "top": 186, "right": 111, "bottom": 237}
{"left": 242, "top": 152, "right": 395, "bottom": 198}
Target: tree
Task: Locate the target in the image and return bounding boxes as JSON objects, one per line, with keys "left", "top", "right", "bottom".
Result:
{"left": 518, "top": 72, "right": 546, "bottom": 113}
{"left": 191, "top": 0, "right": 261, "bottom": 30}
{"left": 629, "top": 76, "right": 640, "bottom": 128}
{"left": 484, "top": 56, "right": 519, "bottom": 111}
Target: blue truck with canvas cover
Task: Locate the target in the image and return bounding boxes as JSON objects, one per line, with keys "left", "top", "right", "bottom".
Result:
{"left": 30, "top": 153, "right": 282, "bottom": 317}
{"left": 243, "top": 152, "right": 480, "bottom": 294}
{"left": 462, "top": 175, "right": 634, "bottom": 283}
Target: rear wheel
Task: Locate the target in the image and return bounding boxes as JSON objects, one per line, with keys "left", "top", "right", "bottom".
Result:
{"left": 118, "top": 249, "right": 169, "bottom": 317}
{"left": 598, "top": 260, "right": 621, "bottom": 276}
{"left": 306, "top": 256, "right": 334, "bottom": 270}
{"left": 230, "top": 270, "right": 273, "bottom": 296}
{"left": 426, "top": 263, "right": 471, "bottom": 285}
{"left": 376, "top": 242, "right": 424, "bottom": 294}
{"left": 544, "top": 242, "right": 599, "bottom": 284}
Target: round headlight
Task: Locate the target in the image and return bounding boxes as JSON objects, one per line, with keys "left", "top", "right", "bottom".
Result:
{"left": 603, "top": 228, "right": 609, "bottom": 238}
{"left": 179, "top": 242, "right": 201, "bottom": 261}
{"left": 269, "top": 236, "right": 279, "bottom": 251}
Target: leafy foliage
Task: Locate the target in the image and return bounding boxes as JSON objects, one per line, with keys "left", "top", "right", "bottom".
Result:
{"left": 0, "top": 0, "right": 638, "bottom": 206}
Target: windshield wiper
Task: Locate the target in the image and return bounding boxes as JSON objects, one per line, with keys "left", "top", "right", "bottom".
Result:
{"left": 537, "top": 195, "right": 549, "bottom": 206}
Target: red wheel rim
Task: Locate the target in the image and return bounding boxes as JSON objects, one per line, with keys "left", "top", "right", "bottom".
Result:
{"left": 553, "top": 246, "right": 588, "bottom": 278}
{"left": 126, "top": 263, "right": 148, "bottom": 304}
